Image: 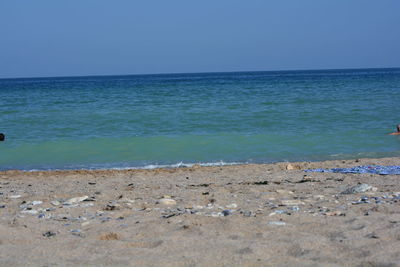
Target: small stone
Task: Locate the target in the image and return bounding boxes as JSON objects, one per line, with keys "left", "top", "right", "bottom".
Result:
{"left": 81, "top": 222, "right": 90, "bottom": 227}
{"left": 268, "top": 221, "right": 286, "bottom": 226}
{"left": 104, "top": 204, "right": 120, "bottom": 211}
{"left": 243, "top": 211, "right": 253, "bottom": 217}
{"left": 51, "top": 201, "right": 61, "bottom": 206}
{"left": 226, "top": 203, "right": 237, "bottom": 209}
{"left": 221, "top": 210, "right": 232, "bottom": 216}
{"left": 157, "top": 198, "right": 177, "bottom": 206}
{"left": 162, "top": 212, "right": 178, "bottom": 218}
{"left": 0, "top": 203, "right": 5, "bottom": 208}
{"left": 286, "top": 164, "right": 295, "bottom": 170}
{"left": 365, "top": 232, "right": 379, "bottom": 239}
{"left": 43, "top": 231, "right": 56, "bottom": 238}
{"left": 281, "top": 200, "right": 305, "bottom": 206}
{"left": 70, "top": 229, "right": 84, "bottom": 237}
{"left": 21, "top": 209, "right": 38, "bottom": 215}
{"left": 9, "top": 195, "right": 21, "bottom": 199}
{"left": 119, "top": 198, "right": 135, "bottom": 203}
{"left": 19, "top": 203, "right": 28, "bottom": 209}
{"left": 325, "top": 211, "right": 345, "bottom": 216}
{"left": 274, "top": 210, "right": 287, "bottom": 214}
{"left": 64, "top": 196, "right": 89, "bottom": 205}
{"left": 31, "top": 201, "right": 43, "bottom": 206}
{"left": 341, "top": 184, "right": 373, "bottom": 194}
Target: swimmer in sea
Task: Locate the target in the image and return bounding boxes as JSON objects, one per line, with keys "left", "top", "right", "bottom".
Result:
{"left": 389, "top": 125, "right": 400, "bottom": 135}
{"left": 0, "top": 133, "right": 4, "bottom": 141}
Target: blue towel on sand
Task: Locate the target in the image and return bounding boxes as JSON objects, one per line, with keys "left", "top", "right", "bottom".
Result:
{"left": 305, "top": 165, "right": 400, "bottom": 175}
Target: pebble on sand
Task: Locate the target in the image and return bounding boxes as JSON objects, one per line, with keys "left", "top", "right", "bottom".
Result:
{"left": 51, "top": 201, "right": 61, "bottom": 206}
{"left": 157, "top": 198, "right": 177, "bottom": 206}
{"left": 64, "top": 196, "right": 89, "bottom": 205}
{"left": 21, "top": 209, "right": 38, "bottom": 215}
{"left": 268, "top": 221, "right": 286, "bottom": 226}
{"left": 281, "top": 199, "right": 305, "bottom": 206}
{"left": 226, "top": 203, "right": 237, "bottom": 209}
{"left": 286, "top": 164, "right": 295, "bottom": 170}
{"left": 31, "top": 201, "right": 43, "bottom": 206}
{"left": 341, "top": 184, "right": 373, "bottom": 194}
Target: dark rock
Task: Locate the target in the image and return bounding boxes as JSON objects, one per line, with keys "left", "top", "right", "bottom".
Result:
{"left": 43, "top": 231, "right": 56, "bottom": 238}
{"left": 365, "top": 233, "right": 379, "bottom": 239}
{"left": 189, "top": 183, "right": 212, "bottom": 187}
{"left": 253, "top": 181, "right": 268, "bottom": 185}
{"left": 162, "top": 212, "right": 178, "bottom": 218}
{"left": 104, "top": 203, "right": 120, "bottom": 211}
{"left": 222, "top": 210, "right": 231, "bottom": 216}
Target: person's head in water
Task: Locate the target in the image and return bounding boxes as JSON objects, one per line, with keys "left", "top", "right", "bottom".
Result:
{"left": 0, "top": 133, "right": 4, "bottom": 141}
{"left": 397, "top": 125, "right": 400, "bottom": 132}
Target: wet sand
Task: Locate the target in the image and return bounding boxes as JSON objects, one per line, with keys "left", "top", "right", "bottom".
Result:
{"left": 1, "top": 157, "right": 400, "bottom": 266}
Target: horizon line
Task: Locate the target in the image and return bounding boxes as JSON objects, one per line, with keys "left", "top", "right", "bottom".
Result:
{"left": 1, "top": 66, "right": 399, "bottom": 81}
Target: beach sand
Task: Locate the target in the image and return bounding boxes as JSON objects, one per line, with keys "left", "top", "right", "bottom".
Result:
{"left": 1, "top": 157, "right": 400, "bottom": 266}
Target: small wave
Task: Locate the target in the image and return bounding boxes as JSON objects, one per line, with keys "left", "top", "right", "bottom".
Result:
{"left": 110, "top": 160, "right": 245, "bottom": 170}
{"left": 12, "top": 160, "right": 246, "bottom": 172}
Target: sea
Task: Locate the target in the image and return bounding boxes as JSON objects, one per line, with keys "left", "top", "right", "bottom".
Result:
{"left": 1, "top": 68, "right": 400, "bottom": 171}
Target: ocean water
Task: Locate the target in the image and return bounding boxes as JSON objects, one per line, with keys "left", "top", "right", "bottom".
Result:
{"left": 1, "top": 68, "right": 400, "bottom": 171}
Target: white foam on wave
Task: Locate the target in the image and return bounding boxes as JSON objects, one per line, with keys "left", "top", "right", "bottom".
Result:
{"left": 15, "top": 160, "right": 246, "bottom": 172}
{"left": 109, "top": 160, "right": 245, "bottom": 170}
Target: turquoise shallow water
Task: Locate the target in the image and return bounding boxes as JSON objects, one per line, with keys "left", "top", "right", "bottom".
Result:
{"left": 1, "top": 68, "right": 400, "bottom": 170}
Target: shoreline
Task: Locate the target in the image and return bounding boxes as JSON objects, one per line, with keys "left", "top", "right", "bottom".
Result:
{"left": 2, "top": 156, "right": 400, "bottom": 176}
{"left": 1, "top": 156, "right": 400, "bottom": 266}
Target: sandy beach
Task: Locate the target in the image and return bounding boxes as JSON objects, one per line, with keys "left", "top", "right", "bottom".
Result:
{"left": 1, "top": 157, "right": 400, "bottom": 266}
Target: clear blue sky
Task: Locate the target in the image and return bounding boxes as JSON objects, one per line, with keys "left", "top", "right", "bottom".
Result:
{"left": 1, "top": 1, "right": 399, "bottom": 78}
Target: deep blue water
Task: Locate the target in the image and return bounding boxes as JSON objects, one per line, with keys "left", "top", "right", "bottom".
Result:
{"left": 1, "top": 68, "right": 400, "bottom": 170}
